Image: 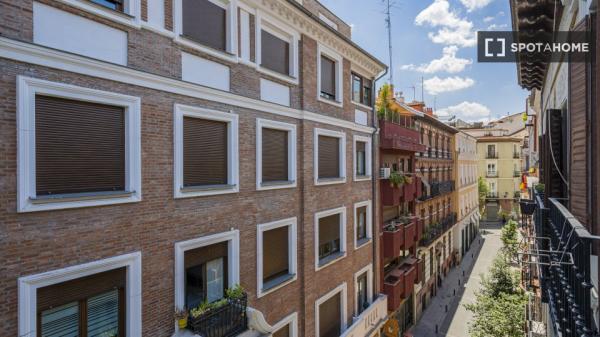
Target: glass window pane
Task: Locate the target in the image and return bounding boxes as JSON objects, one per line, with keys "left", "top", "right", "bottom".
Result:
{"left": 206, "top": 258, "right": 224, "bottom": 303}
{"left": 87, "top": 289, "right": 120, "bottom": 337}
{"left": 41, "top": 302, "right": 80, "bottom": 337}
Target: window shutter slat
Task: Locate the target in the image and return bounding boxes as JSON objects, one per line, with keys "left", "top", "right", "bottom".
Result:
{"left": 184, "top": 242, "right": 228, "bottom": 269}
{"left": 262, "top": 226, "right": 289, "bottom": 282}
{"left": 262, "top": 128, "right": 289, "bottom": 182}
{"left": 261, "top": 30, "right": 290, "bottom": 75}
{"left": 319, "top": 293, "right": 341, "bottom": 337}
{"left": 318, "top": 135, "right": 340, "bottom": 179}
{"left": 35, "top": 96, "right": 125, "bottom": 196}
{"left": 182, "top": 0, "right": 227, "bottom": 51}
{"left": 319, "top": 214, "right": 340, "bottom": 243}
{"left": 320, "top": 56, "right": 336, "bottom": 98}
{"left": 183, "top": 117, "right": 228, "bottom": 187}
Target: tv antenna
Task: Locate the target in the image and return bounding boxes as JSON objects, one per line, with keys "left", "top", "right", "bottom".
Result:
{"left": 383, "top": 0, "right": 399, "bottom": 86}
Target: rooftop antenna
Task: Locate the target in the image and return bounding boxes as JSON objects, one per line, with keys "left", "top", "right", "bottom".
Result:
{"left": 384, "top": 0, "right": 394, "bottom": 86}
{"left": 421, "top": 77, "right": 424, "bottom": 102}
{"left": 409, "top": 85, "right": 416, "bottom": 102}
{"left": 433, "top": 96, "right": 437, "bottom": 112}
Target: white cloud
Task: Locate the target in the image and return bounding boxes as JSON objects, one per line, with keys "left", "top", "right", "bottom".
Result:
{"left": 459, "top": 0, "right": 494, "bottom": 12}
{"left": 401, "top": 46, "right": 472, "bottom": 74}
{"left": 437, "top": 101, "right": 492, "bottom": 121}
{"left": 415, "top": 0, "right": 476, "bottom": 47}
{"left": 483, "top": 16, "right": 494, "bottom": 23}
{"left": 423, "top": 76, "right": 475, "bottom": 95}
{"left": 487, "top": 23, "right": 508, "bottom": 30}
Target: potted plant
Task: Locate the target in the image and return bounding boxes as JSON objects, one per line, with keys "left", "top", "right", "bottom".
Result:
{"left": 389, "top": 171, "right": 407, "bottom": 188}
{"left": 175, "top": 307, "right": 188, "bottom": 329}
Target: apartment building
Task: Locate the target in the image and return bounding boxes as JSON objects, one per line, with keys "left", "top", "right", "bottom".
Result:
{"left": 510, "top": 0, "right": 600, "bottom": 336}
{"left": 377, "top": 87, "right": 425, "bottom": 336}
{"left": 0, "top": 0, "right": 389, "bottom": 336}
{"left": 453, "top": 131, "right": 479, "bottom": 261}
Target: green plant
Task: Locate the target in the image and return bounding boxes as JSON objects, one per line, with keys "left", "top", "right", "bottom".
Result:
{"left": 501, "top": 220, "right": 519, "bottom": 260}
{"left": 190, "top": 300, "right": 212, "bottom": 318}
{"left": 389, "top": 171, "right": 407, "bottom": 188}
{"left": 225, "top": 284, "right": 245, "bottom": 300}
{"left": 534, "top": 183, "right": 545, "bottom": 193}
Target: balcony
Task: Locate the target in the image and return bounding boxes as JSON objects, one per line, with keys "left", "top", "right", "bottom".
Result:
{"left": 383, "top": 216, "right": 417, "bottom": 258}
{"left": 486, "top": 192, "right": 499, "bottom": 199}
{"left": 486, "top": 152, "right": 499, "bottom": 159}
{"left": 340, "top": 295, "right": 388, "bottom": 337}
{"left": 513, "top": 152, "right": 521, "bottom": 159}
{"left": 486, "top": 171, "right": 498, "bottom": 178}
{"left": 379, "top": 119, "right": 426, "bottom": 152}
{"left": 415, "top": 219, "right": 424, "bottom": 243}
{"left": 419, "top": 212, "right": 456, "bottom": 247}
{"left": 430, "top": 181, "right": 454, "bottom": 197}
{"left": 514, "top": 170, "right": 521, "bottom": 177}
{"left": 187, "top": 293, "right": 248, "bottom": 337}
{"left": 533, "top": 195, "right": 598, "bottom": 337}
{"left": 383, "top": 258, "right": 418, "bottom": 311}
{"left": 381, "top": 176, "right": 422, "bottom": 206}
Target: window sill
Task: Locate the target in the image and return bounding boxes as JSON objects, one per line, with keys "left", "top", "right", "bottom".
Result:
{"left": 20, "top": 190, "right": 141, "bottom": 213}
{"left": 354, "top": 238, "right": 372, "bottom": 250}
{"left": 176, "top": 184, "right": 239, "bottom": 198}
{"left": 354, "top": 175, "right": 371, "bottom": 182}
{"left": 316, "top": 177, "right": 346, "bottom": 186}
{"left": 30, "top": 190, "right": 135, "bottom": 204}
{"left": 257, "top": 180, "right": 297, "bottom": 191}
{"left": 54, "top": 0, "right": 140, "bottom": 28}
{"left": 257, "top": 66, "right": 299, "bottom": 85}
{"left": 318, "top": 96, "right": 343, "bottom": 108}
{"left": 352, "top": 101, "right": 373, "bottom": 111}
{"left": 316, "top": 251, "right": 346, "bottom": 271}
{"left": 258, "top": 273, "right": 297, "bottom": 298}
{"left": 175, "top": 35, "right": 238, "bottom": 64}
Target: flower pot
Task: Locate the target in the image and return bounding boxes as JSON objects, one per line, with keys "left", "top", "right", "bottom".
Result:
{"left": 178, "top": 317, "right": 188, "bottom": 329}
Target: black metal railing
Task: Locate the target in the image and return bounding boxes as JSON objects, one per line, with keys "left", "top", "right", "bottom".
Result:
{"left": 188, "top": 295, "right": 248, "bottom": 337}
{"left": 533, "top": 195, "right": 599, "bottom": 337}
{"left": 439, "top": 180, "right": 454, "bottom": 195}
{"left": 513, "top": 152, "right": 521, "bottom": 159}
{"left": 419, "top": 212, "right": 456, "bottom": 246}
{"left": 486, "top": 192, "right": 498, "bottom": 199}
{"left": 431, "top": 182, "right": 440, "bottom": 197}
{"left": 486, "top": 171, "right": 498, "bottom": 178}
{"left": 486, "top": 152, "right": 498, "bottom": 159}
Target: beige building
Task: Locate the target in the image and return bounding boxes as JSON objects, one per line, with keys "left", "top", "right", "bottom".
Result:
{"left": 453, "top": 131, "right": 479, "bottom": 260}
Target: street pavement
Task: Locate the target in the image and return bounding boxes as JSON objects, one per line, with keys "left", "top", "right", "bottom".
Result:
{"left": 410, "top": 221, "right": 504, "bottom": 337}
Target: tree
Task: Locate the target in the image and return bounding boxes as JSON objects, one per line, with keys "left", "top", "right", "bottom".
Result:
{"left": 501, "top": 220, "right": 519, "bottom": 261}
{"left": 478, "top": 177, "right": 489, "bottom": 213}
{"left": 376, "top": 83, "right": 395, "bottom": 120}
{"left": 479, "top": 255, "right": 520, "bottom": 297}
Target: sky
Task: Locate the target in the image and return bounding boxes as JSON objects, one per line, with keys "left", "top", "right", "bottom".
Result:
{"left": 319, "top": 0, "right": 528, "bottom": 122}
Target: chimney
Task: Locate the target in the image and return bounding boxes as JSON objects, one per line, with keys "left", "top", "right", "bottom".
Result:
{"left": 408, "top": 101, "right": 425, "bottom": 112}
{"left": 395, "top": 91, "right": 405, "bottom": 103}
{"left": 424, "top": 107, "right": 434, "bottom": 116}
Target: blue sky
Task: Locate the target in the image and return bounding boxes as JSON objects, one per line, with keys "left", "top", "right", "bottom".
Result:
{"left": 319, "top": 0, "right": 528, "bottom": 122}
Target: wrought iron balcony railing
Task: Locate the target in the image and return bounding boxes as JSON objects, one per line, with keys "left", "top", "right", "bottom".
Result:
{"left": 419, "top": 212, "right": 456, "bottom": 247}
{"left": 486, "top": 171, "right": 498, "bottom": 178}
{"left": 486, "top": 152, "right": 498, "bottom": 159}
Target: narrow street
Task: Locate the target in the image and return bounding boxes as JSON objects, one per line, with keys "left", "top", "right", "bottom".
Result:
{"left": 411, "top": 221, "right": 504, "bottom": 337}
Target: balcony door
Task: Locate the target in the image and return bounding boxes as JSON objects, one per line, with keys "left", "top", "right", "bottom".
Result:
{"left": 185, "top": 242, "right": 228, "bottom": 308}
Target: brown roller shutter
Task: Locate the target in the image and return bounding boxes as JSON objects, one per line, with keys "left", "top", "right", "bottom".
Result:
{"left": 262, "top": 128, "right": 289, "bottom": 182}
{"left": 320, "top": 56, "right": 336, "bottom": 99}
{"left": 261, "top": 30, "right": 290, "bottom": 75}
{"left": 35, "top": 96, "right": 125, "bottom": 196}
{"left": 272, "top": 324, "right": 291, "bottom": 337}
{"left": 37, "top": 267, "right": 126, "bottom": 311}
{"left": 318, "top": 293, "right": 341, "bottom": 337}
{"left": 183, "top": 117, "right": 228, "bottom": 186}
{"left": 262, "top": 226, "right": 289, "bottom": 282}
{"left": 319, "top": 214, "right": 340, "bottom": 244}
{"left": 182, "top": 0, "right": 226, "bottom": 51}
{"left": 318, "top": 135, "right": 340, "bottom": 179}
{"left": 184, "top": 242, "right": 228, "bottom": 269}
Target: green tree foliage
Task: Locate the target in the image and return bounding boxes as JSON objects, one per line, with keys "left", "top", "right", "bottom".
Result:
{"left": 478, "top": 177, "right": 489, "bottom": 212}
{"left": 376, "top": 83, "right": 395, "bottom": 120}
{"left": 501, "top": 220, "right": 519, "bottom": 261}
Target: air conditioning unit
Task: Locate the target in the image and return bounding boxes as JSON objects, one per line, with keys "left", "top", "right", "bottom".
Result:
{"left": 380, "top": 168, "right": 391, "bottom": 179}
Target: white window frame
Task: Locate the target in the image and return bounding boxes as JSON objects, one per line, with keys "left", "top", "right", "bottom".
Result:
{"left": 315, "top": 282, "right": 348, "bottom": 337}
{"left": 269, "top": 312, "right": 299, "bottom": 337}
{"left": 257, "top": 217, "right": 298, "bottom": 297}
{"left": 18, "top": 252, "right": 142, "bottom": 337}
{"left": 314, "top": 128, "right": 346, "bottom": 186}
{"left": 174, "top": 104, "right": 239, "bottom": 198}
{"left": 174, "top": 230, "right": 240, "bottom": 318}
{"left": 353, "top": 200, "right": 372, "bottom": 250}
{"left": 314, "top": 206, "right": 347, "bottom": 271}
{"left": 353, "top": 135, "right": 372, "bottom": 181}
{"left": 173, "top": 0, "right": 238, "bottom": 62}
{"left": 52, "top": 0, "right": 142, "bottom": 28}
{"left": 255, "top": 10, "right": 300, "bottom": 84}
{"left": 317, "top": 43, "right": 344, "bottom": 107}
{"left": 353, "top": 264, "right": 373, "bottom": 316}
{"left": 256, "top": 119, "right": 297, "bottom": 191}
{"left": 17, "top": 76, "right": 142, "bottom": 213}
{"left": 350, "top": 67, "right": 373, "bottom": 111}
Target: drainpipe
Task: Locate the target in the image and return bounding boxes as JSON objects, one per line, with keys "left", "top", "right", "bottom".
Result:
{"left": 371, "top": 68, "right": 388, "bottom": 298}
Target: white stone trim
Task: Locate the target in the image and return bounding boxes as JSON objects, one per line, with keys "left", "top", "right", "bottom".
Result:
{"left": 269, "top": 312, "right": 299, "bottom": 337}
{"left": 353, "top": 200, "right": 372, "bottom": 250}
{"left": 16, "top": 76, "right": 142, "bottom": 212}
{"left": 0, "top": 37, "right": 374, "bottom": 134}
{"left": 353, "top": 263, "right": 373, "bottom": 316}
{"left": 255, "top": 9, "right": 300, "bottom": 84}
{"left": 256, "top": 119, "right": 297, "bottom": 190}
{"left": 317, "top": 43, "right": 344, "bottom": 108}
{"left": 314, "top": 128, "right": 347, "bottom": 186}
{"left": 173, "top": 104, "right": 239, "bottom": 198}
{"left": 314, "top": 206, "right": 347, "bottom": 271}
{"left": 353, "top": 135, "right": 372, "bottom": 181}
{"left": 174, "top": 230, "right": 240, "bottom": 311}
{"left": 315, "top": 282, "right": 348, "bottom": 336}
{"left": 256, "top": 217, "right": 298, "bottom": 298}
{"left": 50, "top": 0, "right": 142, "bottom": 28}
{"left": 173, "top": 0, "right": 239, "bottom": 63}
{"left": 18, "top": 252, "right": 142, "bottom": 337}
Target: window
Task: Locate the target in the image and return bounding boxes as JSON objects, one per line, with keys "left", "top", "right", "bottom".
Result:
{"left": 315, "top": 207, "right": 347, "bottom": 270}
{"left": 257, "top": 217, "right": 298, "bottom": 297}
{"left": 314, "top": 129, "right": 346, "bottom": 185}
{"left": 175, "top": 231, "right": 240, "bottom": 312}
{"left": 256, "top": 119, "right": 297, "bottom": 190}
{"left": 316, "top": 283, "right": 347, "bottom": 337}
{"left": 261, "top": 30, "right": 289, "bottom": 75}
{"left": 354, "top": 264, "right": 373, "bottom": 316}
{"left": 270, "top": 312, "right": 298, "bottom": 337}
{"left": 351, "top": 72, "right": 372, "bottom": 106}
{"left": 17, "top": 77, "right": 141, "bottom": 212}
{"left": 353, "top": 135, "right": 372, "bottom": 181}
{"left": 353, "top": 201, "right": 372, "bottom": 249}
{"left": 174, "top": 104, "right": 239, "bottom": 198}
{"left": 91, "top": 0, "right": 124, "bottom": 11}
{"left": 317, "top": 44, "right": 343, "bottom": 106}
{"left": 18, "top": 253, "right": 142, "bottom": 337}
